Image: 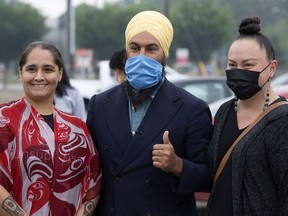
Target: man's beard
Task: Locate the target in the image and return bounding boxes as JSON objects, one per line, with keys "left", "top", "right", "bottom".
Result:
{"left": 121, "top": 80, "right": 161, "bottom": 105}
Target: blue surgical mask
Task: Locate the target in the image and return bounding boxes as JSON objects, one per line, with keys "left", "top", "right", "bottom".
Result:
{"left": 125, "top": 55, "right": 163, "bottom": 89}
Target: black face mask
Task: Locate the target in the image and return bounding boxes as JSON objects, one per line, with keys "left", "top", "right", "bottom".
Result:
{"left": 226, "top": 62, "right": 271, "bottom": 100}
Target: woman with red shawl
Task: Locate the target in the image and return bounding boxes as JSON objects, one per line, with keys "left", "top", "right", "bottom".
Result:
{"left": 0, "top": 41, "right": 102, "bottom": 216}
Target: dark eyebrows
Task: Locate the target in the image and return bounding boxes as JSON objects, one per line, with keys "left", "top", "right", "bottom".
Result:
{"left": 43, "top": 64, "right": 56, "bottom": 69}
{"left": 228, "top": 58, "right": 258, "bottom": 63}
{"left": 24, "top": 64, "right": 56, "bottom": 70}
{"left": 129, "top": 41, "right": 159, "bottom": 48}
{"left": 148, "top": 43, "right": 159, "bottom": 49}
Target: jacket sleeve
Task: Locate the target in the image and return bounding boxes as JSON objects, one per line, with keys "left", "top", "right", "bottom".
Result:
{"left": 267, "top": 115, "right": 288, "bottom": 215}
{"left": 171, "top": 100, "right": 213, "bottom": 194}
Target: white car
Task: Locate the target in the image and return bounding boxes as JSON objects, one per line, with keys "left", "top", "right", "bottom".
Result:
{"left": 271, "top": 73, "right": 288, "bottom": 86}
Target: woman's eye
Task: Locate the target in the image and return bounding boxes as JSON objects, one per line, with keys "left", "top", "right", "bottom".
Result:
{"left": 26, "top": 67, "right": 36, "bottom": 72}
{"left": 228, "top": 63, "right": 236, "bottom": 68}
{"left": 45, "top": 68, "right": 53, "bottom": 72}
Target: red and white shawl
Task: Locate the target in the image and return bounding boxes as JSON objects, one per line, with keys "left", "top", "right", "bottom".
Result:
{"left": 0, "top": 98, "right": 102, "bottom": 216}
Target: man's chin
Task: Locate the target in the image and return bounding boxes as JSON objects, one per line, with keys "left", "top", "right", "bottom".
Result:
{"left": 121, "top": 81, "right": 160, "bottom": 105}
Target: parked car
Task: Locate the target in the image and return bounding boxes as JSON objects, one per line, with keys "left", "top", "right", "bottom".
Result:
{"left": 273, "top": 84, "right": 288, "bottom": 99}
{"left": 271, "top": 73, "right": 288, "bottom": 87}
{"left": 172, "top": 76, "right": 233, "bottom": 104}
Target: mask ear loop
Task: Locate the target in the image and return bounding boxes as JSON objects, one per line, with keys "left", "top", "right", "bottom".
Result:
{"left": 259, "top": 62, "right": 272, "bottom": 74}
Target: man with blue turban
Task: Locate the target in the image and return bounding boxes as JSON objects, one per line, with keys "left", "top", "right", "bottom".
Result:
{"left": 87, "top": 10, "right": 213, "bottom": 216}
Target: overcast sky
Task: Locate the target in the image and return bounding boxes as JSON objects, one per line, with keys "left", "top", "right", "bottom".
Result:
{"left": 19, "top": 0, "right": 100, "bottom": 19}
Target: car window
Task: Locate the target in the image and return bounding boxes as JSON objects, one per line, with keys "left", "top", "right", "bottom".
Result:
{"left": 271, "top": 73, "right": 288, "bottom": 86}
{"left": 183, "top": 83, "right": 227, "bottom": 103}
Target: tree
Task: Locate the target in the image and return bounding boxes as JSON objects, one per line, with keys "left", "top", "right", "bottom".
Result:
{"left": 0, "top": 0, "right": 47, "bottom": 87}
{"left": 76, "top": 3, "right": 153, "bottom": 61}
{"left": 169, "top": 0, "right": 233, "bottom": 63}
{"left": 219, "top": 0, "right": 288, "bottom": 68}
{"left": 266, "top": 17, "right": 288, "bottom": 69}
{"left": 0, "top": 0, "right": 47, "bottom": 63}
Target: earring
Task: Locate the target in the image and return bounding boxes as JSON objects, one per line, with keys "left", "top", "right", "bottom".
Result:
{"left": 233, "top": 96, "right": 238, "bottom": 112}
{"left": 263, "top": 88, "right": 270, "bottom": 111}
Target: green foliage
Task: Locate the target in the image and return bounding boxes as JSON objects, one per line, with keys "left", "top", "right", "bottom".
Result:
{"left": 170, "top": 0, "right": 233, "bottom": 63}
{"left": 75, "top": 0, "right": 233, "bottom": 64}
{"left": 2, "top": 0, "right": 287, "bottom": 70}
{"left": 0, "top": 1, "right": 47, "bottom": 63}
{"left": 216, "top": 0, "right": 288, "bottom": 68}
{"left": 266, "top": 17, "right": 288, "bottom": 68}
{"left": 76, "top": 3, "right": 152, "bottom": 60}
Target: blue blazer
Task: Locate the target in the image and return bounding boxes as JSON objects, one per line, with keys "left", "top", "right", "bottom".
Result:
{"left": 87, "top": 79, "right": 213, "bottom": 216}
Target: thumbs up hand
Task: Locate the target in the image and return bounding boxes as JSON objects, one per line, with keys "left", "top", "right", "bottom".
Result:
{"left": 163, "top": 130, "right": 170, "bottom": 145}
{"left": 152, "top": 131, "right": 183, "bottom": 177}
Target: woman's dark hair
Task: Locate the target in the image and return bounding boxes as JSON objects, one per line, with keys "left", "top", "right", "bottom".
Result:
{"left": 19, "top": 41, "right": 73, "bottom": 97}
{"left": 236, "top": 16, "right": 275, "bottom": 61}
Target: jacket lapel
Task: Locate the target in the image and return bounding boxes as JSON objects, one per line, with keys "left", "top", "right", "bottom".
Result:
{"left": 103, "top": 87, "right": 133, "bottom": 153}
{"left": 115, "top": 80, "right": 183, "bottom": 175}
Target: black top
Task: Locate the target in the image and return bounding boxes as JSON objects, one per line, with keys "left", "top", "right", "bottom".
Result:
{"left": 209, "top": 104, "right": 243, "bottom": 216}
{"left": 41, "top": 114, "right": 54, "bottom": 132}
{"left": 209, "top": 97, "right": 285, "bottom": 216}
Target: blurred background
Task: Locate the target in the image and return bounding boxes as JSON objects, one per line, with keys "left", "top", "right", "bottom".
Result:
{"left": 1, "top": 1, "right": 287, "bottom": 214}
{"left": 1, "top": 0, "right": 288, "bottom": 102}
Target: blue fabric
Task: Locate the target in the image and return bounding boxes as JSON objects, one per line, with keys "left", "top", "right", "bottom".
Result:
{"left": 125, "top": 55, "right": 163, "bottom": 89}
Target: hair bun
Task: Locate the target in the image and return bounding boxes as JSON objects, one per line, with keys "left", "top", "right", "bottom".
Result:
{"left": 239, "top": 16, "right": 261, "bottom": 35}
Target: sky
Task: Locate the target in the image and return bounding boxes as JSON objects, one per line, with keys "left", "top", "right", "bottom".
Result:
{"left": 19, "top": 0, "right": 101, "bottom": 19}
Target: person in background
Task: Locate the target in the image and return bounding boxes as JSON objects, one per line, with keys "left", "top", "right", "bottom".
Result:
{"left": 54, "top": 68, "right": 87, "bottom": 121}
{"left": 0, "top": 41, "right": 102, "bottom": 216}
{"left": 87, "top": 10, "right": 213, "bottom": 216}
{"left": 207, "top": 16, "right": 288, "bottom": 216}
{"left": 109, "top": 48, "right": 127, "bottom": 83}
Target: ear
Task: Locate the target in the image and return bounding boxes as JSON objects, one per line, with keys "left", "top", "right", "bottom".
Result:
{"left": 59, "top": 67, "right": 63, "bottom": 81}
{"left": 269, "top": 60, "right": 278, "bottom": 78}
{"left": 19, "top": 69, "right": 23, "bottom": 82}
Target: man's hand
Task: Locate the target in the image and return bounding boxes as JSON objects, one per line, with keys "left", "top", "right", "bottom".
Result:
{"left": 152, "top": 131, "right": 183, "bottom": 177}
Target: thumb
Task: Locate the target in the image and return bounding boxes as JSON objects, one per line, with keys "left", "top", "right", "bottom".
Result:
{"left": 163, "top": 130, "right": 170, "bottom": 145}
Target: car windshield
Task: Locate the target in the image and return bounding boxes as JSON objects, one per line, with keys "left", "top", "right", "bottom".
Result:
{"left": 173, "top": 78, "right": 232, "bottom": 104}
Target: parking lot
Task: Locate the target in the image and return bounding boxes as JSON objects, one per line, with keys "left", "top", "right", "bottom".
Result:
{"left": 0, "top": 88, "right": 23, "bottom": 103}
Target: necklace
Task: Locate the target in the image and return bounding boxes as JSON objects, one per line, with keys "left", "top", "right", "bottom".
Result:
{"left": 234, "top": 88, "right": 270, "bottom": 111}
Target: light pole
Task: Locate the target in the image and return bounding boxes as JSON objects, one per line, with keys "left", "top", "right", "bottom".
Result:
{"left": 163, "top": 0, "right": 169, "bottom": 18}
{"left": 66, "top": 0, "right": 75, "bottom": 77}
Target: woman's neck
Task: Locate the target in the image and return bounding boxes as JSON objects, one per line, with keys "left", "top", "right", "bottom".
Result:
{"left": 25, "top": 97, "right": 54, "bottom": 115}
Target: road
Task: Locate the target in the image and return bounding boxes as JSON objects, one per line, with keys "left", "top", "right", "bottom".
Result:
{"left": 0, "top": 84, "right": 23, "bottom": 103}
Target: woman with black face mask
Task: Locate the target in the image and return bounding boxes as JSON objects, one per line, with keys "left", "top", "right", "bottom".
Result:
{"left": 206, "top": 16, "right": 288, "bottom": 216}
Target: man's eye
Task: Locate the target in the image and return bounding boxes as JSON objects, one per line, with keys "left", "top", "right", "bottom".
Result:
{"left": 148, "top": 47, "right": 157, "bottom": 51}
{"left": 130, "top": 47, "right": 138, "bottom": 51}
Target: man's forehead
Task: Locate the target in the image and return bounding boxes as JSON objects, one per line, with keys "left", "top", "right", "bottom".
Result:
{"left": 129, "top": 31, "right": 161, "bottom": 46}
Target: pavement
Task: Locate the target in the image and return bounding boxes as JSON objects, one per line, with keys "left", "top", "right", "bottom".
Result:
{"left": 0, "top": 84, "right": 23, "bottom": 103}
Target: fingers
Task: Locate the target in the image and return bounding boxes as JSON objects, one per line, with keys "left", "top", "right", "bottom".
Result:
{"left": 163, "top": 130, "right": 170, "bottom": 145}
{"left": 152, "top": 131, "right": 172, "bottom": 172}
